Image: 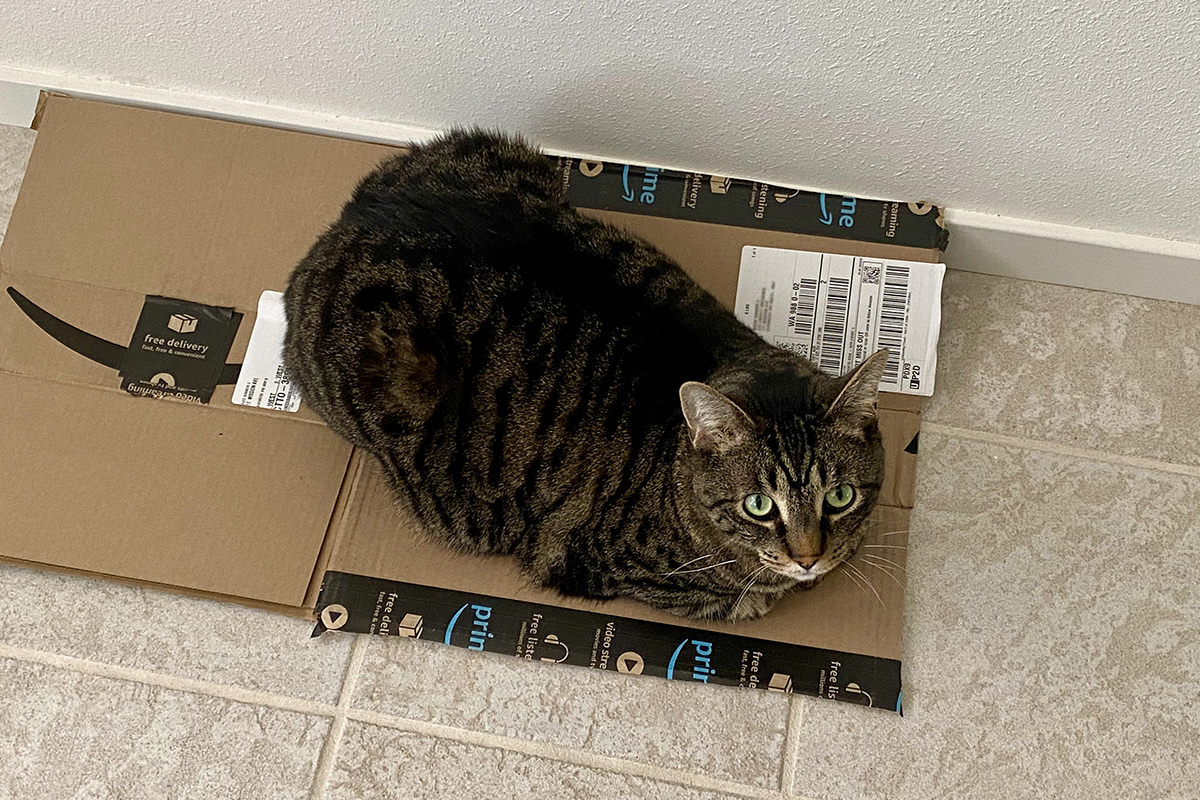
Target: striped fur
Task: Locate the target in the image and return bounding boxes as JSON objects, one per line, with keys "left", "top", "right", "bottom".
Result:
{"left": 284, "top": 130, "right": 885, "bottom": 620}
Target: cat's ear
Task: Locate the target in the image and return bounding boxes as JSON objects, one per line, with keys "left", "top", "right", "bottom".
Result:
{"left": 679, "top": 382, "right": 754, "bottom": 453}
{"left": 824, "top": 349, "right": 888, "bottom": 431}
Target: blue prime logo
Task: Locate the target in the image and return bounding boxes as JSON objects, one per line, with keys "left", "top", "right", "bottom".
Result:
{"left": 818, "top": 193, "right": 857, "bottom": 227}
{"left": 667, "top": 639, "right": 715, "bottom": 683}
{"left": 444, "top": 603, "right": 495, "bottom": 651}
{"left": 621, "top": 164, "right": 661, "bottom": 204}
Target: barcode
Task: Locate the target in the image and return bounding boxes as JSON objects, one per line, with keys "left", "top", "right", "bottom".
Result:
{"left": 788, "top": 278, "right": 818, "bottom": 338}
{"left": 878, "top": 266, "right": 910, "bottom": 383}
{"left": 818, "top": 276, "right": 851, "bottom": 374}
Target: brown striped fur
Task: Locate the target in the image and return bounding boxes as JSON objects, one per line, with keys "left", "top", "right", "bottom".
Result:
{"left": 284, "top": 130, "right": 886, "bottom": 620}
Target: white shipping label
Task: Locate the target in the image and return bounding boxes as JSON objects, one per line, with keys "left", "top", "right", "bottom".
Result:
{"left": 231, "top": 291, "right": 302, "bottom": 413}
{"left": 735, "top": 246, "right": 945, "bottom": 396}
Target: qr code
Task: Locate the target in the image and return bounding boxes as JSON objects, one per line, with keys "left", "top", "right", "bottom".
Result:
{"left": 774, "top": 338, "right": 811, "bottom": 359}
{"left": 859, "top": 262, "right": 882, "bottom": 284}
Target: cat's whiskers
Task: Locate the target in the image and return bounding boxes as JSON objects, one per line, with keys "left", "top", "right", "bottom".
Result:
{"left": 860, "top": 553, "right": 907, "bottom": 573}
{"left": 662, "top": 554, "right": 716, "bottom": 577}
{"left": 858, "top": 520, "right": 909, "bottom": 536}
{"left": 731, "top": 565, "right": 769, "bottom": 616}
{"left": 714, "top": 538, "right": 744, "bottom": 560}
{"left": 737, "top": 564, "right": 768, "bottom": 589}
{"left": 841, "top": 561, "right": 884, "bottom": 607}
{"left": 857, "top": 557, "right": 905, "bottom": 590}
{"left": 861, "top": 544, "right": 908, "bottom": 550}
{"left": 664, "top": 558, "right": 738, "bottom": 576}
{"left": 838, "top": 565, "right": 871, "bottom": 599}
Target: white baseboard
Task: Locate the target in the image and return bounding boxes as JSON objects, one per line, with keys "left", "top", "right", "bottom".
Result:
{"left": 943, "top": 210, "right": 1200, "bottom": 306}
{"left": 0, "top": 66, "right": 438, "bottom": 143}
{"left": 0, "top": 79, "right": 40, "bottom": 127}
{"left": 3, "top": 66, "right": 1198, "bottom": 306}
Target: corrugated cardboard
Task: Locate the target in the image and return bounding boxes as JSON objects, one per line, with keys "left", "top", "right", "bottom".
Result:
{"left": 326, "top": 458, "right": 914, "bottom": 661}
{"left": 1, "top": 95, "right": 388, "bottom": 606}
{"left": 0, "top": 94, "right": 941, "bottom": 710}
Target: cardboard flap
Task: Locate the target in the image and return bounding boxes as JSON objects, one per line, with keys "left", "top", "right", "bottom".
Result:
{"left": 3, "top": 95, "right": 396, "bottom": 303}
{"left": 0, "top": 95, "right": 399, "bottom": 413}
{"left": 0, "top": 95, "right": 387, "bottom": 603}
{"left": 327, "top": 457, "right": 908, "bottom": 660}
{"left": 878, "top": 405, "right": 922, "bottom": 509}
{"left": 0, "top": 372, "right": 352, "bottom": 605}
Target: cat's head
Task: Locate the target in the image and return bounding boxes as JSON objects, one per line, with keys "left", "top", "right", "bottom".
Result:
{"left": 679, "top": 349, "right": 888, "bottom": 587}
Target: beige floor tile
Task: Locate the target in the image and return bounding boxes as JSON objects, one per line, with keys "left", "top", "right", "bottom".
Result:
{"left": 789, "top": 432, "right": 1200, "bottom": 800}
{"left": 324, "top": 721, "right": 757, "bottom": 800}
{"left": 0, "top": 657, "right": 330, "bottom": 800}
{"left": 927, "top": 270, "right": 1200, "bottom": 466}
{"left": 0, "top": 564, "right": 353, "bottom": 703}
{"left": 353, "top": 637, "right": 789, "bottom": 788}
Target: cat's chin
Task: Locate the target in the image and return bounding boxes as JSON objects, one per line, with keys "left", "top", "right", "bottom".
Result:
{"left": 794, "top": 575, "right": 823, "bottom": 591}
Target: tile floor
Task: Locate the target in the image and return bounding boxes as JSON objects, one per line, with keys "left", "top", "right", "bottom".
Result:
{"left": 1, "top": 122, "right": 1197, "bottom": 799}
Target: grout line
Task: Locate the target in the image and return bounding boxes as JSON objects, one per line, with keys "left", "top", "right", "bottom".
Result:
{"left": 344, "top": 706, "right": 787, "bottom": 799}
{"left": 0, "top": 637, "right": 827, "bottom": 799}
{"left": 308, "top": 635, "right": 369, "bottom": 800}
{"left": 779, "top": 695, "right": 806, "bottom": 793}
{"left": 0, "top": 638, "right": 794, "bottom": 796}
{"left": 922, "top": 422, "right": 1200, "bottom": 479}
{"left": 0, "top": 642, "right": 338, "bottom": 716}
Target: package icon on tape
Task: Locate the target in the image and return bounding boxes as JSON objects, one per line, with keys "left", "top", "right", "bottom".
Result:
{"left": 398, "top": 613, "right": 424, "bottom": 638}
{"left": 168, "top": 313, "right": 198, "bottom": 333}
{"left": 768, "top": 673, "right": 794, "bottom": 693}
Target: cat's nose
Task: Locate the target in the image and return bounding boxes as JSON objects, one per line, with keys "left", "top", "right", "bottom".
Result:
{"left": 795, "top": 555, "right": 819, "bottom": 570}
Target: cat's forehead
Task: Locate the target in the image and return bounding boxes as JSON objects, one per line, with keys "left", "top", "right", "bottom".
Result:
{"left": 743, "top": 369, "right": 825, "bottom": 416}
{"left": 757, "top": 415, "right": 878, "bottom": 480}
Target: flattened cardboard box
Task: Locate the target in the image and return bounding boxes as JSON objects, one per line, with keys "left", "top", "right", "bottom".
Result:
{"left": 0, "top": 95, "right": 942, "bottom": 711}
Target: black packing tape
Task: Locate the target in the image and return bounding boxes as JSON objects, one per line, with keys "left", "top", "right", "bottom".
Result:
{"left": 553, "top": 157, "right": 948, "bottom": 252}
{"left": 7, "top": 287, "right": 245, "bottom": 395}
{"left": 314, "top": 570, "right": 903, "bottom": 713}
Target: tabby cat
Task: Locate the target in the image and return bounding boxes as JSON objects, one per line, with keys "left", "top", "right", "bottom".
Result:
{"left": 283, "top": 130, "right": 887, "bottom": 621}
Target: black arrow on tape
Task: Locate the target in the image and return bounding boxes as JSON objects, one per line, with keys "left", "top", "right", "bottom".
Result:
{"left": 6, "top": 286, "right": 244, "bottom": 384}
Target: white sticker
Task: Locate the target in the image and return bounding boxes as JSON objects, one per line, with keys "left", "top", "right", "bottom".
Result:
{"left": 231, "top": 291, "right": 302, "bottom": 412}
{"left": 735, "top": 246, "right": 945, "bottom": 396}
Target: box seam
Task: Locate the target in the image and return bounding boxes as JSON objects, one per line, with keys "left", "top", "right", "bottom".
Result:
{"left": 303, "top": 448, "right": 368, "bottom": 611}
{"left": 0, "top": 368, "right": 330, "bottom": 426}
{"left": 0, "top": 554, "right": 313, "bottom": 618}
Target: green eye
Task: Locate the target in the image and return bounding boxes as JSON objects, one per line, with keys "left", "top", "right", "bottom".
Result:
{"left": 824, "top": 484, "right": 856, "bottom": 511}
{"left": 743, "top": 493, "right": 775, "bottom": 518}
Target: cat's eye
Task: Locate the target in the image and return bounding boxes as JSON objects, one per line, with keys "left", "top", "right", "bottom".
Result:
{"left": 743, "top": 493, "right": 775, "bottom": 518}
{"left": 824, "top": 485, "right": 856, "bottom": 511}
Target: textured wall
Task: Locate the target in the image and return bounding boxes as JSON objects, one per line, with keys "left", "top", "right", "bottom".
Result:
{"left": 2, "top": 0, "right": 1196, "bottom": 242}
